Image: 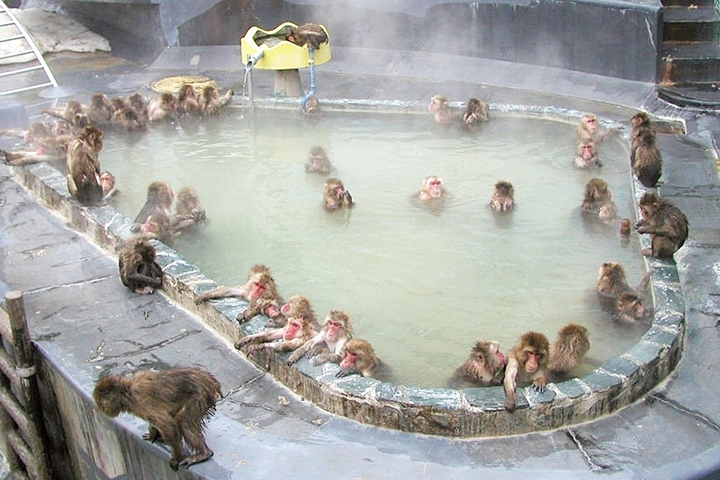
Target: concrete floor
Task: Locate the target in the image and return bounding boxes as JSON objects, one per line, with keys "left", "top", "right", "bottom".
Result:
{"left": 1, "top": 45, "right": 720, "bottom": 479}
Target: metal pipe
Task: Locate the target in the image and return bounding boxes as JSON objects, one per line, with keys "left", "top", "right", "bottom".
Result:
{"left": 245, "top": 48, "right": 266, "bottom": 71}
{"left": 301, "top": 47, "right": 316, "bottom": 111}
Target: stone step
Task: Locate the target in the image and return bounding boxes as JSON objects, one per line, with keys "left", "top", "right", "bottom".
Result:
{"left": 657, "top": 83, "right": 720, "bottom": 108}
{"left": 661, "top": 41, "right": 720, "bottom": 83}
{"left": 661, "top": 0, "right": 714, "bottom": 7}
{"left": 663, "top": 6, "right": 720, "bottom": 42}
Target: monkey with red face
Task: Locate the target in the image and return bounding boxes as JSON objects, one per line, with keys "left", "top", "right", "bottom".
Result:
{"left": 573, "top": 142, "right": 601, "bottom": 169}
{"left": 503, "top": 332, "right": 550, "bottom": 412}
{"left": 287, "top": 310, "right": 353, "bottom": 365}
{"left": 323, "top": 178, "right": 353, "bottom": 211}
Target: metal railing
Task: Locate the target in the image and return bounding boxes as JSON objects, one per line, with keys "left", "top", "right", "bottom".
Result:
{"left": 0, "top": 3, "right": 57, "bottom": 96}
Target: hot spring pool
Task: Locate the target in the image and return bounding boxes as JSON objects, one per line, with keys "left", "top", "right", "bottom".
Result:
{"left": 99, "top": 107, "right": 648, "bottom": 387}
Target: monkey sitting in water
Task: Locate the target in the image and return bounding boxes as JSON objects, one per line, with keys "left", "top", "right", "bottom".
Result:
{"left": 449, "top": 340, "right": 507, "bottom": 388}
{"left": 596, "top": 262, "right": 652, "bottom": 323}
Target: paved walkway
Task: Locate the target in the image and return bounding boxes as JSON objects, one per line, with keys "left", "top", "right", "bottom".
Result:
{"left": 1, "top": 46, "right": 719, "bottom": 479}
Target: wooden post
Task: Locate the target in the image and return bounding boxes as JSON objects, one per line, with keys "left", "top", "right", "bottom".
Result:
{"left": 5, "top": 291, "right": 50, "bottom": 480}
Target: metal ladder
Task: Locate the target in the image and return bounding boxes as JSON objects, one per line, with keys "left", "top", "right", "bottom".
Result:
{"left": 0, "top": 3, "right": 57, "bottom": 96}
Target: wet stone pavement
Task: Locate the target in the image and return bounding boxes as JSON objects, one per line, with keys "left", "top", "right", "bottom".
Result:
{"left": 0, "top": 47, "right": 720, "bottom": 479}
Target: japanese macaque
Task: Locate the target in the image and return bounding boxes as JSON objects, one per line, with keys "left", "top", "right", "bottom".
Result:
{"left": 323, "top": 177, "right": 353, "bottom": 211}
{"left": 503, "top": 332, "right": 550, "bottom": 412}
{"left": 581, "top": 178, "right": 617, "bottom": 223}
{"left": 171, "top": 187, "right": 207, "bottom": 235}
{"left": 176, "top": 84, "right": 200, "bottom": 117}
{"left": 265, "top": 294, "right": 316, "bottom": 328}
{"left": 596, "top": 262, "right": 652, "bottom": 322}
{"left": 147, "top": 93, "right": 176, "bottom": 122}
{"left": 87, "top": 93, "right": 115, "bottom": 125}
{"left": 100, "top": 171, "right": 117, "bottom": 200}
{"left": 631, "top": 125, "right": 662, "bottom": 188}
{"left": 1, "top": 144, "right": 66, "bottom": 165}
{"left": 128, "top": 93, "right": 148, "bottom": 121}
{"left": 139, "top": 213, "right": 172, "bottom": 245}
{"left": 636, "top": 192, "right": 689, "bottom": 258}
{"left": 113, "top": 106, "right": 147, "bottom": 133}
{"left": 449, "top": 340, "right": 507, "bottom": 388}
{"left": 0, "top": 121, "right": 73, "bottom": 165}
{"left": 573, "top": 141, "right": 601, "bottom": 169}
{"left": 301, "top": 95, "right": 320, "bottom": 115}
{"left": 576, "top": 113, "right": 617, "bottom": 145}
{"left": 133, "top": 181, "right": 174, "bottom": 228}
{"left": 490, "top": 180, "right": 515, "bottom": 212}
{"left": 462, "top": 97, "right": 489, "bottom": 128}
{"left": 118, "top": 237, "right": 163, "bottom": 294}
{"left": 1, "top": 121, "right": 52, "bottom": 145}
{"left": 286, "top": 23, "right": 329, "bottom": 49}
{"left": 547, "top": 323, "right": 590, "bottom": 381}
{"left": 66, "top": 126, "right": 104, "bottom": 205}
{"left": 616, "top": 291, "right": 652, "bottom": 323}
{"left": 417, "top": 175, "right": 446, "bottom": 201}
{"left": 199, "top": 85, "right": 234, "bottom": 116}
{"left": 597, "top": 201, "right": 618, "bottom": 224}
{"left": 428, "top": 95, "right": 458, "bottom": 125}
{"left": 195, "top": 264, "right": 280, "bottom": 320}
{"left": 286, "top": 310, "right": 353, "bottom": 365}
{"left": 44, "top": 100, "right": 83, "bottom": 122}
{"left": 630, "top": 111, "right": 652, "bottom": 136}
{"left": 336, "top": 339, "right": 380, "bottom": 378}
{"left": 93, "top": 367, "right": 221, "bottom": 470}
{"left": 235, "top": 316, "right": 318, "bottom": 354}
{"left": 304, "top": 145, "right": 332, "bottom": 174}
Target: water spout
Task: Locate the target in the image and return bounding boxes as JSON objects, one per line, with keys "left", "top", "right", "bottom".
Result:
{"left": 245, "top": 48, "right": 266, "bottom": 71}
{"left": 243, "top": 48, "right": 266, "bottom": 109}
{"left": 301, "top": 46, "right": 317, "bottom": 112}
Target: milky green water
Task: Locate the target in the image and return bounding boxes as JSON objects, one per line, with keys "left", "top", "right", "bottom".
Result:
{"left": 100, "top": 109, "right": 649, "bottom": 388}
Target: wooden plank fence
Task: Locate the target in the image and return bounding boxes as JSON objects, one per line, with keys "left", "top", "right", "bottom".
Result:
{"left": 0, "top": 291, "right": 50, "bottom": 480}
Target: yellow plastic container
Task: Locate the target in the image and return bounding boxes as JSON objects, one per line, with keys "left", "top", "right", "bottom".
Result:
{"left": 240, "top": 22, "right": 331, "bottom": 71}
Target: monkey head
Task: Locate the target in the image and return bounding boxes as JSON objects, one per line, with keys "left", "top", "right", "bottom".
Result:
{"left": 132, "top": 237, "right": 157, "bottom": 263}
{"left": 558, "top": 324, "right": 590, "bottom": 354}
{"left": 146, "top": 181, "right": 174, "bottom": 207}
{"left": 517, "top": 332, "right": 549, "bottom": 373}
{"left": 248, "top": 273, "right": 274, "bottom": 299}
{"left": 597, "top": 202, "right": 617, "bottom": 223}
{"left": 617, "top": 292, "right": 651, "bottom": 322}
{"left": 93, "top": 376, "right": 127, "bottom": 417}
{"left": 325, "top": 310, "right": 352, "bottom": 339}
{"left": 80, "top": 125, "right": 104, "bottom": 151}
{"left": 638, "top": 192, "right": 660, "bottom": 221}
{"left": 585, "top": 178, "right": 611, "bottom": 202}
{"left": 631, "top": 112, "right": 650, "bottom": 129}
{"left": 428, "top": 95, "right": 448, "bottom": 114}
{"left": 598, "top": 262, "right": 625, "bottom": 286}
{"left": 581, "top": 114, "right": 598, "bottom": 133}
{"left": 422, "top": 176, "right": 444, "bottom": 199}
{"left": 495, "top": 181, "right": 514, "bottom": 197}
{"left": 282, "top": 318, "right": 310, "bottom": 341}
{"left": 466, "top": 340, "right": 506, "bottom": 382}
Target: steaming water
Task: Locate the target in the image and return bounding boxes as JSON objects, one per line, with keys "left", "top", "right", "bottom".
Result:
{"left": 101, "top": 109, "right": 649, "bottom": 388}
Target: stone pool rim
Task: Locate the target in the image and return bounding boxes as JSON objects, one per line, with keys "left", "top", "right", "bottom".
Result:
{"left": 8, "top": 99, "right": 685, "bottom": 437}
